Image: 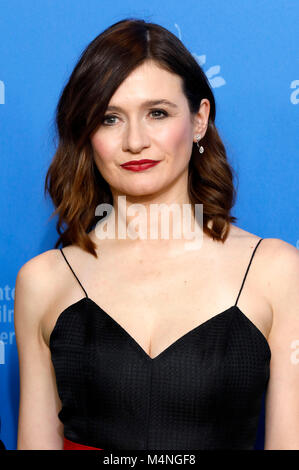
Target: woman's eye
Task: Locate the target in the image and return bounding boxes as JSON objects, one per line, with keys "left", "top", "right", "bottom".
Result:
{"left": 102, "top": 109, "right": 168, "bottom": 126}
{"left": 150, "top": 109, "right": 168, "bottom": 118}
{"left": 102, "top": 115, "right": 118, "bottom": 125}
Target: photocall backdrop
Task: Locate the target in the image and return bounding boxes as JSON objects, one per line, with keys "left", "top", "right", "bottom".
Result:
{"left": 0, "top": 0, "right": 298, "bottom": 450}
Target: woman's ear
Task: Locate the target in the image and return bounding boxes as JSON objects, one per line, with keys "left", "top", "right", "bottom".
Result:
{"left": 193, "top": 99, "right": 210, "bottom": 138}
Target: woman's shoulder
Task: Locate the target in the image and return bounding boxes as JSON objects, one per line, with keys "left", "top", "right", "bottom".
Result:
{"left": 230, "top": 224, "right": 299, "bottom": 285}
{"left": 230, "top": 224, "right": 295, "bottom": 251}
{"left": 15, "top": 249, "right": 69, "bottom": 319}
{"left": 14, "top": 250, "right": 64, "bottom": 338}
{"left": 17, "top": 244, "right": 83, "bottom": 276}
{"left": 17, "top": 248, "right": 62, "bottom": 283}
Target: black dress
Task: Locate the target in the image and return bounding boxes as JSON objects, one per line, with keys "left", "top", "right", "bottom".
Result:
{"left": 50, "top": 237, "right": 271, "bottom": 450}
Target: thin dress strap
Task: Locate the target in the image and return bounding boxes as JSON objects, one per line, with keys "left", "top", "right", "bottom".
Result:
{"left": 59, "top": 248, "right": 89, "bottom": 298}
{"left": 234, "top": 238, "right": 264, "bottom": 307}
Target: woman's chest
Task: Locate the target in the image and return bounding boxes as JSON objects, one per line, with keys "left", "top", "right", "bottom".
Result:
{"left": 48, "top": 249, "right": 272, "bottom": 359}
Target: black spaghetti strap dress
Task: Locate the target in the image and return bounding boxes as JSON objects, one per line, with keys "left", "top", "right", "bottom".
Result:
{"left": 49, "top": 237, "right": 271, "bottom": 450}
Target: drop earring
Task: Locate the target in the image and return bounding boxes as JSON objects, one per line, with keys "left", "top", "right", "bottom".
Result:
{"left": 195, "top": 134, "right": 204, "bottom": 154}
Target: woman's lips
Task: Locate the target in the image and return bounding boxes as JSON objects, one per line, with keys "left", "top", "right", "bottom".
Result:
{"left": 120, "top": 161, "right": 161, "bottom": 172}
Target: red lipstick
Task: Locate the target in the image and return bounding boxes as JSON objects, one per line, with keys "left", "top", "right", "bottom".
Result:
{"left": 120, "top": 159, "right": 161, "bottom": 172}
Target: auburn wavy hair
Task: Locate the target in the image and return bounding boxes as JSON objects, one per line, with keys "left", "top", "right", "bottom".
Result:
{"left": 45, "top": 18, "right": 237, "bottom": 257}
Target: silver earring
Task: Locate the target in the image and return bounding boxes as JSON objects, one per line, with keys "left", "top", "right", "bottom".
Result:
{"left": 195, "top": 134, "right": 204, "bottom": 154}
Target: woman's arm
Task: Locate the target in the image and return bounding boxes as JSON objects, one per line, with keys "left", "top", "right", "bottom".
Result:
{"left": 14, "top": 255, "right": 64, "bottom": 450}
{"left": 264, "top": 239, "right": 299, "bottom": 450}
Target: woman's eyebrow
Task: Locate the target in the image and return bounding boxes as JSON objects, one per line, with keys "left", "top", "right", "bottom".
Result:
{"left": 106, "top": 99, "right": 178, "bottom": 111}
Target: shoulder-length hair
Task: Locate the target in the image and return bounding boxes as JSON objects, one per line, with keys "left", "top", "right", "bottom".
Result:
{"left": 45, "top": 18, "right": 237, "bottom": 257}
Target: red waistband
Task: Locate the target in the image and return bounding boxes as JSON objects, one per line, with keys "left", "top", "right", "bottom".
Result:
{"left": 63, "top": 437, "right": 103, "bottom": 450}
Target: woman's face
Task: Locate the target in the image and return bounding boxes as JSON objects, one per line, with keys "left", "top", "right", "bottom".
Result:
{"left": 90, "top": 60, "right": 209, "bottom": 200}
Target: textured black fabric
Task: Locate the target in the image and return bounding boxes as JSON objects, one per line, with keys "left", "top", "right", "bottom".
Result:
{"left": 50, "top": 238, "right": 271, "bottom": 450}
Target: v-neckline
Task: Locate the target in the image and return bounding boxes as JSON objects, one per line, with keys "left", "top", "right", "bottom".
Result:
{"left": 49, "top": 297, "right": 271, "bottom": 362}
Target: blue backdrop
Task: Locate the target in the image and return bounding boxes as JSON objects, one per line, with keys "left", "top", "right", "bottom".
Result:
{"left": 0, "top": 0, "right": 298, "bottom": 450}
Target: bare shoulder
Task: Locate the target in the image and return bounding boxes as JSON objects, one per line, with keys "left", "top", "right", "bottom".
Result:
{"left": 228, "top": 224, "right": 261, "bottom": 244}
{"left": 15, "top": 249, "right": 63, "bottom": 324}
{"left": 230, "top": 225, "right": 297, "bottom": 256}
{"left": 229, "top": 224, "right": 299, "bottom": 283}
{"left": 261, "top": 237, "right": 299, "bottom": 261}
{"left": 259, "top": 237, "right": 299, "bottom": 301}
{"left": 231, "top": 224, "right": 299, "bottom": 306}
{"left": 16, "top": 249, "right": 62, "bottom": 289}
{"left": 250, "top": 234, "right": 299, "bottom": 269}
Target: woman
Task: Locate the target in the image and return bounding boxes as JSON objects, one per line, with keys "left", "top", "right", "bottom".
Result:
{"left": 14, "top": 18, "right": 299, "bottom": 450}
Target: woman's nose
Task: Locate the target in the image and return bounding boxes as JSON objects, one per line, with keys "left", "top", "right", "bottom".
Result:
{"left": 123, "top": 119, "right": 150, "bottom": 153}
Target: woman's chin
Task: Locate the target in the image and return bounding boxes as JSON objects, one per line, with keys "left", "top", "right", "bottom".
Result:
{"left": 114, "top": 184, "right": 164, "bottom": 199}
